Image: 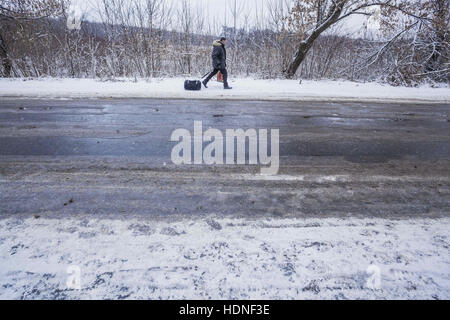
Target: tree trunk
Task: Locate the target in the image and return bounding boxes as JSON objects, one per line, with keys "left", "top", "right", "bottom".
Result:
{"left": 284, "top": 2, "right": 345, "bottom": 79}
{"left": 426, "top": 0, "right": 449, "bottom": 76}
{"left": 0, "top": 31, "right": 12, "bottom": 77}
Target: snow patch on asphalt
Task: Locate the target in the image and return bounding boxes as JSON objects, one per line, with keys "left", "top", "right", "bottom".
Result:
{"left": 236, "top": 174, "right": 449, "bottom": 183}
{"left": 0, "top": 78, "right": 448, "bottom": 103}
{"left": 0, "top": 216, "right": 449, "bottom": 299}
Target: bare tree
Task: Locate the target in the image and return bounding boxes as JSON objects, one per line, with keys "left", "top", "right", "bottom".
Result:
{"left": 364, "top": 0, "right": 449, "bottom": 85}
{"left": 283, "top": 0, "right": 448, "bottom": 80}
{"left": 0, "top": 0, "right": 64, "bottom": 77}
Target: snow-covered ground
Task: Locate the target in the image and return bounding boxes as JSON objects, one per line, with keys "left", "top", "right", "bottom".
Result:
{"left": 0, "top": 78, "right": 448, "bottom": 103}
{"left": 0, "top": 215, "right": 449, "bottom": 300}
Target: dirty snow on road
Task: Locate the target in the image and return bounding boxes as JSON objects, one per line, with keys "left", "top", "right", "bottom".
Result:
{"left": 0, "top": 215, "right": 449, "bottom": 300}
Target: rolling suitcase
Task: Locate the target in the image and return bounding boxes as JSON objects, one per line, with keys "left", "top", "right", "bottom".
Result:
{"left": 184, "top": 80, "right": 202, "bottom": 91}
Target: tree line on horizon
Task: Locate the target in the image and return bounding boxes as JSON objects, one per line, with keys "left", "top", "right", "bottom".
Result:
{"left": 0, "top": 0, "right": 448, "bottom": 86}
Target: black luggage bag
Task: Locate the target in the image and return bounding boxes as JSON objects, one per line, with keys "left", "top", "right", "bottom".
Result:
{"left": 184, "top": 80, "right": 202, "bottom": 91}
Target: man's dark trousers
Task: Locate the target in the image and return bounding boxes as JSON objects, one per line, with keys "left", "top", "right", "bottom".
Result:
{"left": 204, "top": 68, "right": 228, "bottom": 87}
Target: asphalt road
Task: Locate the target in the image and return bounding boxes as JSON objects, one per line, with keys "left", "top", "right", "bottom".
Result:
{"left": 0, "top": 98, "right": 449, "bottom": 219}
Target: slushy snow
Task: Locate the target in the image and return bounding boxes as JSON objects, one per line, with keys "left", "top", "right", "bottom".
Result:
{"left": 0, "top": 216, "right": 449, "bottom": 299}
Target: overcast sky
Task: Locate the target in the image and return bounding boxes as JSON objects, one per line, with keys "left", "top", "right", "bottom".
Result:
{"left": 76, "top": 0, "right": 269, "bottom": 28}
{"left": 73, "top": 0, "right": 375, "bottom": 36}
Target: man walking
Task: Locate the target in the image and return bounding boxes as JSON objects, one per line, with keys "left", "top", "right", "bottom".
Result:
{"left": 203, "top": 37, "right": 232, "bottom": 90}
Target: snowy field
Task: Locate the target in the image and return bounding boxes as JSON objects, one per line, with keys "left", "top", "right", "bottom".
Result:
{"left": 0, "top": 215, "right": 449, "bottom": 300}
{"left": 0, "top": 78, "right": 449, "bottom": 103}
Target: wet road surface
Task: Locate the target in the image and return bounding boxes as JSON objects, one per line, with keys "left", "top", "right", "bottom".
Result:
{"left": 0, "top": 99, "right": 449, "bottom": 218}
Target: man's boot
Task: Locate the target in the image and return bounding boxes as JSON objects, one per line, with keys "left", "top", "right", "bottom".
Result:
{"left": 202, "top": 80, "right": 208, "bottom": 88}
{"left": 224, "top": 83, "right": 232, "bottom": 90}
